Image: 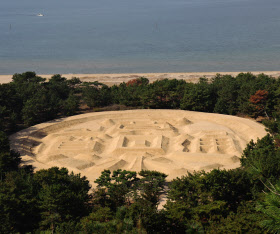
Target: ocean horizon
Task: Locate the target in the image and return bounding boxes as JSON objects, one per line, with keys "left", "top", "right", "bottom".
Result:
{"left": 1, "top": 0, "right": 280, "bottom": 75}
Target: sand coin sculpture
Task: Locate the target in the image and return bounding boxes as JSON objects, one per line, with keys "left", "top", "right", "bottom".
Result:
{"left": 10, "top": 110, "right": 267, "bottom": 184}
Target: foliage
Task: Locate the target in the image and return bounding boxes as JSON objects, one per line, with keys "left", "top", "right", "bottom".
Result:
{"left": 142, "top": 79, "right": 186, "bottom": 109}
{"left": 34, "top": 167, "right": 91, "bottom": 232}
{"left": 257, "top": 181, "right": 280, "bottom": 233}
{"left": 126, "top": 77, "right": 149, "bottom": 87}
{"left": 92, "top": 169, "right": 169, "bottom": 232}
{"left": 136, "top": 170, "right": 167, "bottom": 206}
{"left": 0, "top": 169, "right": 39, "bottom": 233}
{"left": 94, "top": 169, "right": 139, "bottom": 210}
{"left": 2, "top": 71, "right": 280, "bottom": 232}
{"left": 1, "top": 71, "right": 280, "bottom": 133}
{"left": 181, "top": 79, "right": 215, "bottom": 112}
{"left": 0, "top": 72, "right": 81, "bottom": 129}
{"left": 165, "top": 169, "right": 254, "bottom": 228}
{"left": 208, "top": 202, "right": 268, "bottom": 233}
{"left": 0, "top": 131, "right": 21, "bottom": 179}
{"left": 240, "top": 134, "right": 280, "bottom": 188}
{"left": 212, "top": 75, "right": 239, "bottom": 114}
{"left": 82, "top": 82, "right": 112, "bottom": 108}
{"left": 249, "top": 90, "right": 269, "bottom": 117}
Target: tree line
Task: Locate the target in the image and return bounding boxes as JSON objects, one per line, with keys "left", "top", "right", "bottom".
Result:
{"left": 1, "top": 71, "right": 279, "bottom": 133}
{"left": 1, "top": 71, "right": 280, "bottom": 233}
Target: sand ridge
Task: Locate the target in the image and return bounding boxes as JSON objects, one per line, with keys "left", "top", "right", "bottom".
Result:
{"left": 10, "top": 110, "right": 267, "bottom": 185}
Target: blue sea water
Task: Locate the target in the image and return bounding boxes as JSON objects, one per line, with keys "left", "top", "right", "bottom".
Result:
{"left": 0, "top": 0, "right": 280, "bottom": 74}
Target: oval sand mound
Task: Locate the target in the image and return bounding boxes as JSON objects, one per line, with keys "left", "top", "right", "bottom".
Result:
{"left": 10, "top": 110, "right": 267, "bottom": 184}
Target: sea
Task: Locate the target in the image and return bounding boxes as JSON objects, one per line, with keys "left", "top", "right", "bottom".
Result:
{"left": 1, "top": 0, "right": 280, "bottom": 75}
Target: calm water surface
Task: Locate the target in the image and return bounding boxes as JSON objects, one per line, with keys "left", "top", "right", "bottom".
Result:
{"left": 0, "top": 0, "right": 280, "bottom": 74}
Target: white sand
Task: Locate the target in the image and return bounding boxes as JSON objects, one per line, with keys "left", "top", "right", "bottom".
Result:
{"left": 1, "top": 71, "right": 280, "bottom": 86}
{"left": 10, "top": 110, "right": 266, "bottom": 186}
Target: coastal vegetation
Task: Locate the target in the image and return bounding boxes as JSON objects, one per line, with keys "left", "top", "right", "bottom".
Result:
{"left": 1, "top": 72, "right": 280, "bottom": 233}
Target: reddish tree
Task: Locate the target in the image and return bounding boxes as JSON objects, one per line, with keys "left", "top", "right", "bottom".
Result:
{"left": 249, "top": 90, "right": 268, "bottom": 104}
{"left": 275, "top": 138, "right": 280, "bottom": 148}
{"left": 249, "top": 90, "right": 269, "bottom": 117}
{"left": 126, "top": 77, "right": 148, "bottom": 87}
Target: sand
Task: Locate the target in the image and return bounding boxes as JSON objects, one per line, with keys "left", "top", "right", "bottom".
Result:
{"left": 1, "top": 71, "right": 280, "bottom": 86}
{"left": 10, "top": 110, "right": 267, "bottom": 186}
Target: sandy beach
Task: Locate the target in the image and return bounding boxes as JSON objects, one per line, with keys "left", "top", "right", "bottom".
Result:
{"left": 1, "top": 71, "right": 280, "bottom": 86}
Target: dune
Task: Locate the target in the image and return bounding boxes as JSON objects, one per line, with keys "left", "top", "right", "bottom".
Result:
{"left": 10, "top": 110, "right": 267, "bottom": 186}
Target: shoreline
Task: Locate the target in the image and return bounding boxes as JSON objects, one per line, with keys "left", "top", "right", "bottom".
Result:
{"left": 1, "top": 71, "right": 280, "bottom": 86}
